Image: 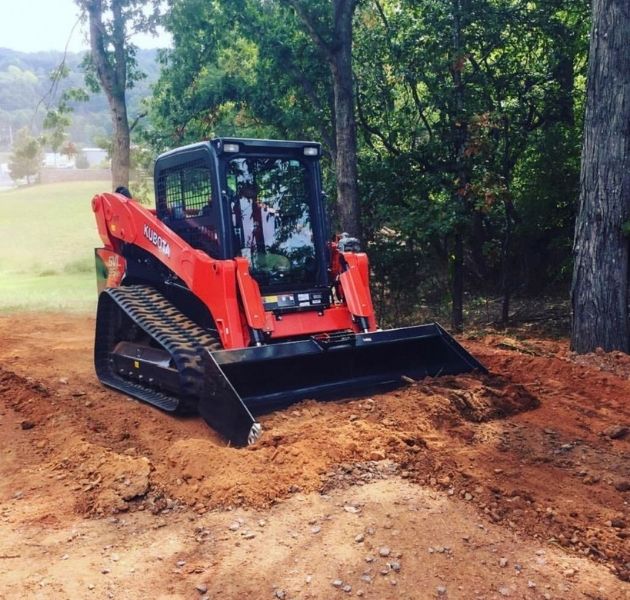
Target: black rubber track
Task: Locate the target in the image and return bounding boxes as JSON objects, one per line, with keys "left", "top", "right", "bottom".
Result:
{"left": 94, "top": 285, "right": 260, "bottom": 446}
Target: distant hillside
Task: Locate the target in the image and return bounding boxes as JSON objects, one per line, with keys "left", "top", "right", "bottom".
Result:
{"left": 0, "top": 48, "right": 161, "bottom": 150}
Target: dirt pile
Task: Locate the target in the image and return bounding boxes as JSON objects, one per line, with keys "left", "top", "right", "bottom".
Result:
{"left": 1, "top": 361, "right": 541, "bottom": 514}
{"left": 57, "top": 440, "right": 152, "bottom": 514}
{"left": 569, "top": 347, "right": 630, "bottom": 379}
{"left": 419, "top": 373, "right": 540, "bottom": 422}
{"left": 0, "top": 366, "right": 51, "bottom": 416}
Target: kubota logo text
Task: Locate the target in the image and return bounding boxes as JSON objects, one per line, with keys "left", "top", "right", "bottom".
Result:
{"left": 143, "top": 224, "right": 171, "bottom": 257}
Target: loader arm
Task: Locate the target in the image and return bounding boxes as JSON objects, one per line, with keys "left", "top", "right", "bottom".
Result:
{"left": 93, "top": 192, "right": 380, "bottom": 348}
{"left": 93, "top": 191, "right": 249, "bottom": 348}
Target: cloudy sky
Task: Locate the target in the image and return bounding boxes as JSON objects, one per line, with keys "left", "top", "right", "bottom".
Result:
{"left": 0, "top": 0, "right": 170, "bottom": 53}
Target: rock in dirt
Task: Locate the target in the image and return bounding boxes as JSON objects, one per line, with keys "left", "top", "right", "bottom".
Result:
{"left": 603, "top": 425, "right": 628, "bottom": 440}
{"left": 614, "top": 481, "right": 630, "bottom": 492}
{"left": 564, "top": 568, "right": 577, "bottom": 578}
{"left": 379, "top": 547, "right": 391, "bottom": 557}
{"left": 20, "top": 420, "right": 35, "bottom": 430}
{"left": 610, "top": 519, "right": 626, "bottom": 529}
{"left": 195, "top": 583, "right": 208, "bottom": 594}
{"left": 72, "top": 444, "right": 152, "bottom": 515}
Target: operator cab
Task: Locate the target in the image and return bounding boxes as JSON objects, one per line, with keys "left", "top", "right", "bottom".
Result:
{"left": 154, "top": 138, "right": 330, "bottom": 312}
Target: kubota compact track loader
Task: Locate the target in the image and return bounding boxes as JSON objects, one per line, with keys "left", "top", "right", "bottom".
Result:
{"left": 92, "top": 138, "right": 484, "bottom": 446}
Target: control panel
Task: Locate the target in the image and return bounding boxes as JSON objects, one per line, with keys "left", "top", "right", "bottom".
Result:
{"left": 262, "top": 289, "right": 330, "bottom": 314}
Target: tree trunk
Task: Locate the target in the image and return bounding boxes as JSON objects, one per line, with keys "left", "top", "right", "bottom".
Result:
{"left": 450, "top": 0, "right": 467, "bottom": 332}
{"left": 331, "top": 0, "right": 361, "bottom": 239}
{"left": 500, "top": 213, "right": 512, "bottom": 326}
{"left": 284, "top": 0, "right": 361, "bottom": 239}
{"left": 451, "top": 231, "right": 464, "bottom": 332}
{"left": 110, "top": 94, "right": 130, "bottom": 189}
{"left": 85, "top": 0, "right": 131, "bottom": 190}
{"left": 571, "top": 0, "right": 630, "bottom": 353}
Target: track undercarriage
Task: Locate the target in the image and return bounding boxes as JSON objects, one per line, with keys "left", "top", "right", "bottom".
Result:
{"left": 95, "top": 285, "right": 486, "bottom": 446}
{"left": 94, "top": 285, "right": 261, "bottom": 446}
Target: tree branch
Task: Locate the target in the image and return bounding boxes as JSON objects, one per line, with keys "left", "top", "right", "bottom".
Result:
{"left": 111, "top": 0, "right": 127, "bottom": 92}
{"left": 355, "top": 83, "right": 401, "bottom": 156}
{"left": 129, "top": 110, "right": 147, "bottom": 133}
{"left": 281, "top": 0, "right": 333, "bottom": 62}
{"left": 373, "top": 0, "right": 433, "bottom": 140}
{"left": 85, "top": 0, "right": 116, "bottom": 98}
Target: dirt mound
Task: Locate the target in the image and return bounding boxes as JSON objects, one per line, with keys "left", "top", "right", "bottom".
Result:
{"left": 156, "top": 401, "right": 430, "bottom": 509}
{"left": 154, "top": 375, "right": 536, "bottom": 510}
{"left": 59, "top": 441, "right": 152, "bottom": 515}
{"left": 569, "top": 347, "right": 630, "bottom": 378}
{"left": 0, "top": 366, "right": 50, "bottom": 409}
{"left": 0, "top": 365, "right": 153, "bottom": 516}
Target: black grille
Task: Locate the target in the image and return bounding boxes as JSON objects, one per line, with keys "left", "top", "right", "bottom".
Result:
{"left": 156, "top": 160, "right": 219, "bottom": 256}
{"left": 157, "top": 159, "right": 212, "bottom": 219}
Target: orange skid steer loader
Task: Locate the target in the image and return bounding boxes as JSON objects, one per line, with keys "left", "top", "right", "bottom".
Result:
{"left": 92, "top": 138, "right": 485, "bottom": 446}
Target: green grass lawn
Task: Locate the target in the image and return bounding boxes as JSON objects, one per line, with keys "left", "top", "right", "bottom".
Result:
{"left": 0, "top": 181, "right": 108, "bottom": 312}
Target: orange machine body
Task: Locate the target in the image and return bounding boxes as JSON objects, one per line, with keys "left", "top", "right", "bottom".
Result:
{"left": 93, "top": 191, "right": 376, "bottom": 351}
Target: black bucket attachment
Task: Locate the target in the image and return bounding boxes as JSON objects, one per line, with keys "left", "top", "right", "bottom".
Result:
{"left": 199, "top": 323, "right": 485, "bottom": 441}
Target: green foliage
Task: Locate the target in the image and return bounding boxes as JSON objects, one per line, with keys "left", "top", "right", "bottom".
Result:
{"left": 147, "top": 0, "right": 331, "bottom": 150}
{"left": 144, "top": 0, "right": 591, "bottom": 324}
{"left": 8, "top": 128, "right": 43, "bottom": 184}
{"left": 353, "top": 0, "right": 589, "bottom": 312}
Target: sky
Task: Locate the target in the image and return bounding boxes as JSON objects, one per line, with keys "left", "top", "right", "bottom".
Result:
{"left": 0, "top": 0, "right": 170, "bottom": 53}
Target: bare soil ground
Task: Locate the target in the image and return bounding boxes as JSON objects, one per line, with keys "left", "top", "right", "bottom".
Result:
{"left": 0, "top": 313, "right": 628, "bottom": 600}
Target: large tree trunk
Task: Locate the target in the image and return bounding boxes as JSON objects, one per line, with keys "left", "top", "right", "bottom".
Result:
{"left": 570, "top": 0, "right": 630, "bottom": 354}
{"left": 331, "top": 0, "right": 361, "bottom": 239}
{"left": 85, "top": 0, "right": 131, "bottom": 190}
